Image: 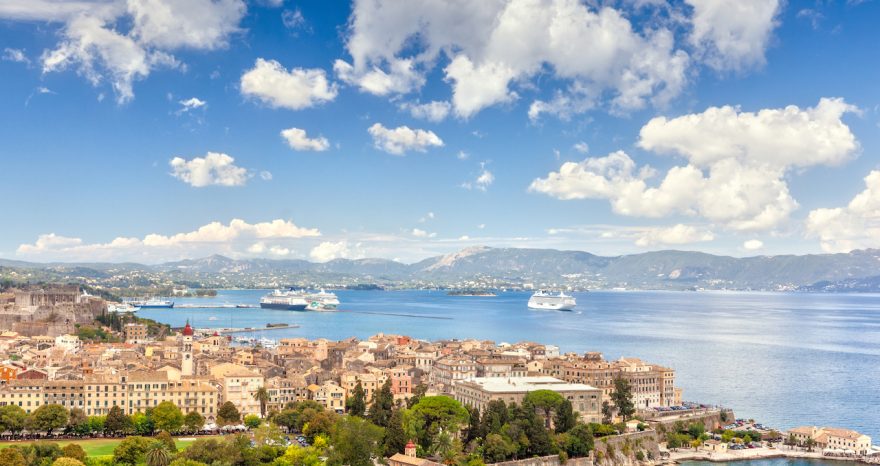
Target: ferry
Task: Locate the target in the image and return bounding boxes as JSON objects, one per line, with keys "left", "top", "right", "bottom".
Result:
{"left": 260, "top": 289, "right": 308, "bottom": 311}
{"left": 305, "top": 289, "right": 340, "bottom": 311}
{"left": 527, "top": 290, "right": 576, "bottom": 311}
{"left": 107, "top": 302, "right": 138, "bottom": 313}
{"left": 124, "top": 298, "right": 175, "bottom": 309}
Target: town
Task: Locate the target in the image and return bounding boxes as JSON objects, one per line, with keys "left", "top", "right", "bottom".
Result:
{"left": 0, "top": 286, "right": 874, "bottom": 466}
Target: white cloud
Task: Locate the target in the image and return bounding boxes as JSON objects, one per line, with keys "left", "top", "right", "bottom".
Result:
{"left": 280, "top": 127, "right": 330, "bottom": 151}
{"left": 269, "top": 245, "right": 290, "bottom": 256}
{"left": 458, "top": 235, "right": 470, "bottom": 241}
{"left": 457, "top": 151, "right": 470, "bottom": 160}
{"left": 3, "top": 47, "right": 29, "bottom": 64}
{"left": 531, "top": 99, "right": 859, "bottom": 232}
{"left": 169, "top": 152, "right": 250, "bottom": 187}
{"left": 127, "top": 0, "right": 245, "bottom": 50}
{"left": 41, "top": 15, "right": 180, "bottom": 104}
{"left": 241, "top": 58, "right": 337, "bottom": 110}
{"left": 743, "top": 239, "right": 764, "bottom": 251}
{"left": 806, "top": 170, "right": 880, "bottom": 252}
{"left": 400, "top": 100, "right": 451, "bottom": 122}
{"left": 259, "top": 170, "right": 273, "bottom": 181}
{"left": 178, "top": 97, "right": 206, "bottom": 112}
{"left": 282, "top": 8, "right": 307, "bottom": 30}
{"left": 686, "top": 0, "right": 781, "bottom": 72}
{"left": 411, "top": 228, "right": 436, "bottom": 238}
{"left": 19, "top": 0, "right": 245, "bottom": 102}
{"left": 368, "top": 123, "right": 443, "bottom": 155}
{"left": 338, "top": 0, "right": 689, "bottom": 118}
{"left": 418, "top": 212, "right": 435, "bottom": 223}
{"left": 573, "top": 142, "right": 589, "bottom": 154}
{"left": 634, "top": 224, "right": 714, "bottom": 247}
{"left": 16, "top": 218, "right": 321, "bottom": 262}
{"left": 462, "top": 163, "right": 494, "bottom": 192}
{"left": 309, "top": 240, "right": 359, "bottom": 262}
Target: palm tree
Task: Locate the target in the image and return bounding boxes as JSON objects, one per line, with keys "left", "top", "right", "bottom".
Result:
{"left": 253, "top": 386, "right": 270, "bottom": 418}
{"left": 146, "top": 442, "right": 170, "bottom": 466}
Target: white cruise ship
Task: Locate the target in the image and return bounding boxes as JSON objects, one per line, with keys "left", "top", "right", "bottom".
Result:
{"left": 260, "top": 289, "right": 308, "bottom": 311}
{"left": 305, "top": 289, "right": 340, "bottom": 311}
{"left": 527, "top": 290, "right": 576, "bottom": 311}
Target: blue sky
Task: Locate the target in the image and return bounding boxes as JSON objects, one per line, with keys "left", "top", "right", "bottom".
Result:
{"left": 1, "top": 0, "right": 879, "bottom": 264}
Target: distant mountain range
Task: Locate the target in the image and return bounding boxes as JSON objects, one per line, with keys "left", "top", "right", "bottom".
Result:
{"left": 3, "top": 246, "right": 880, "bottom": 291}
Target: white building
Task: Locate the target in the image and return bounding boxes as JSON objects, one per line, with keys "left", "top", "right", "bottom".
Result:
{"left": 452, "top": 376, "right": 602, "bottom": 423}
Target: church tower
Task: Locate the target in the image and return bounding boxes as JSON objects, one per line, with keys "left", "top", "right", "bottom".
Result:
{"left": 181, "top": 320, "right": 194, "bottom": 376}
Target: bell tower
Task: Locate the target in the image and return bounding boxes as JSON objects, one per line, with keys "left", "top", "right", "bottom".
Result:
{"left": 181, "top": 320, "right": 194, "bottom": 376}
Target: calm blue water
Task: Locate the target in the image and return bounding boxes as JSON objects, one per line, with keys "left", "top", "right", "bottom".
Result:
{"left": 137, "top": 289, "right": 880, "bottom": 442}
{"left": 684, "top": 460, "right": 855, "bottom": 466}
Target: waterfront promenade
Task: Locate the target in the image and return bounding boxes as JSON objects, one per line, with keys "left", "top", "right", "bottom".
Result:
{"left": 667, "top": 445, "right": 878, "bottom": 464}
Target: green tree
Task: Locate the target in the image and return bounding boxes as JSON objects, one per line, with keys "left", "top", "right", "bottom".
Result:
{"left": 155, "top": 430, "right": 177, "bottom": 453}
{"left": 217, "top": 401, "right": 241, "bottom": 426}
{"left": 184, "top": 411, "right": 204, "bottom": 433}
{"left": 0, "top": 448, "right": 26, "bottom": 466}
{"left": 554, "top": 399, "right": 577, "bottom": 433}
{"left": 563, "top": 423, "right": 594, "bottom": 458}
{"left": 177, "top": 438, "right": 240, "bottom": 465}
{"left": 253, "top": 386, "right": 270, "bottom": 418}
{"left": 146, "top": 442, "right": 171, "bottom": 466}
{"left": 244, "top": 414, "right": 262, "bottom": 429}
{"left": 113, "top": 436, "right": 151, "bottom": 466}
{"left": 0, "top": 404, "right": 28, "bottom": 437}
{"left": 480, "top": 399, "right": 508, "bottom": 436}
{"left": 383, "top": 408, "right": 408, "bottom": 457}
{"left": 368, "top": 380, "right": 394, "bottom": 427}
{"left": 407, "top": 396, "right": 470, "bottom": 450}
{"left": 610, "top": 377, "right": 635, "bottom": 421}
{"left": 131, "top": 411, "right": 155, "bottom": 436}
{"left": 483, "top": 433, "right": 517, "bottom": 463}
{"left": 524, "top": 390, "right": 564, "bottom": 429}
{"left": 345, "top": 381, "right": 367, "bottom": 417}
{"left": 29, "top": 404, "right": 69, "bottom": 435}
{"left": 152, "top": 402, "right": 184, "bottom": 433}
{"left": 61, "top": 444, "right": 87, "bottom": 462}
{"left": 65, "top": 408, "right": 88, "bottom": 436}
{"left": 168, "top": 459, "right": 209, "bottom": 466}
{"left": 601, "top": 401, "right": 613, "bottom": 424}
{"left": 253, "top": 422, "right": 284, "bottom": 446}
{"left": 104, "top": 406, "right": 130, "bottom": 435}
{"left": 327, "top": 415, "right": 384, "bottom": 466}
{"left": 273, "top": 408, "right": 298, "bottom": 432}
{"left": 407, "top": 383, "right": 427, "bottom": 409}
{"left": 464, "top": 404, "right": 484, "bottom": 443}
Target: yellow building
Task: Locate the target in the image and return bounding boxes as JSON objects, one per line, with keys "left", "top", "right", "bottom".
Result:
{"left": 209, "top": 363, "right": 265, "bottom": 417}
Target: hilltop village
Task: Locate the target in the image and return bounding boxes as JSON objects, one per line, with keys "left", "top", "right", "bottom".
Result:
{"left": 0, "top": 286, "right": 874, "bottom": 466}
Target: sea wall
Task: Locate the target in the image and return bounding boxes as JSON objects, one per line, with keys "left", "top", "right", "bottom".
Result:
{"left": 487, "top": 455, "right": 592, "bottom": 466}
{"left": 647, "top": 409, "right": 735, "bottom": 439}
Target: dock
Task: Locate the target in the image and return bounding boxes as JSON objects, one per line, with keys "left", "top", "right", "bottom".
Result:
{"left": 196, "top": 324, "right": 299, "bottom": 334}
{"left": 176, "top": 304, "right": 259, "bottom": 309}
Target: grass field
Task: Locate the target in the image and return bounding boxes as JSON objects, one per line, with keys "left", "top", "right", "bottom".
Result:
{"left": 0, "top": 436, "right": 212, "bottom": 457}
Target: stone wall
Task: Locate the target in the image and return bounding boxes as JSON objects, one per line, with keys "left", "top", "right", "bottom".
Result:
{"left": 488, "top": 455, "right": 592, "bottom": 466}
{"left": 647, "top": 409, "right": 735, "bottom": 438}
{"left": 593, "top": 430, "right": 662, "bottom": 466}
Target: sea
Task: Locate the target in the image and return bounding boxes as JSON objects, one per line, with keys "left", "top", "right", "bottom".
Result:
{"left": 136, "top": 289, "right": 880, "bottom": 446}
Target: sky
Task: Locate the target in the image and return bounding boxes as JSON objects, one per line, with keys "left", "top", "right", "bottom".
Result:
{"left": 1, "top": 0, "right": 880, "bottom": 264}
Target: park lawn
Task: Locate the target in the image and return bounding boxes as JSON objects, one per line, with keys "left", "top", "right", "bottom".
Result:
{"left": 0, "top": 435, "right": 213, "bottom": 457}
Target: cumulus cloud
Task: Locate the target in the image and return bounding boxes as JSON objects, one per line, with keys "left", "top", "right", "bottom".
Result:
{"left": 743, "top": 239, "right": 764, "bottom": 251}
{"left": 530, "top": 98, "right": 859, "bottom": 232}
{"left": 634, "top": 224, "right": 714, "bottom": 247}
{"left": 127, "top": 0, "right": 245, "bottom": 50}
{"left": 368, "top": 123, "right": 443, "bottom": 155}
{"left": 806, "top": 170, "right": 880, "bottom": 252}
{"left": 3, "top": 47, "right": 29, "bottom": 64}
{"left": 178, "top": 97, "right": 206, "bottom": 112}
{"left": 169, "top": 152, "right": 250, "bottom": 187}
{"left": 241, "top": 58, "right": 337, "bottom": 110}
{"left": 280, "top": 127, "right": 330, "bottom": 151}
{"left": 16, "top": 218, "right": 320, "bottom": 262}
{"left": 337, "top": 0, "right": 689, "bottom": 118}
{"left": 309, "top": 240, "right": 361, "bottom": 262}
{"left": 400, "top": 100, "right": 451, "bottom": 122}
{"left": 411, "top": 228, "right": 436, "bottom": 238}
{"left": 17, "top": 0, "right": 245, "bottom": 103}
{"left": 463, "top": 163, "right": 495, "bottom": 192}
{"left": 686, "top": 0, "right": 781, "bottom": 72}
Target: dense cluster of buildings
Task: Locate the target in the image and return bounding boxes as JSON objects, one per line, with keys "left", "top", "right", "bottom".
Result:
{"left": 0, "top": 302, "right": 683, "bottom": 426}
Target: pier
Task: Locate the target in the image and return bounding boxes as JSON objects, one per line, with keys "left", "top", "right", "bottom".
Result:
{"left": 196, "top": 324, "right": 299, "bottom": 334}
{"left": 175, "top": 304, "right": 258, "bottom": 309}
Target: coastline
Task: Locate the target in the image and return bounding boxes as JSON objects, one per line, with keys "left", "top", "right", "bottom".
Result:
{"left": 668, "top": 446, "right": 872, "bottom": 464}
